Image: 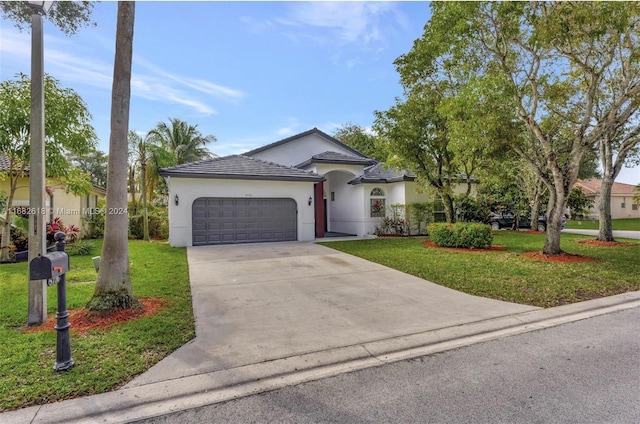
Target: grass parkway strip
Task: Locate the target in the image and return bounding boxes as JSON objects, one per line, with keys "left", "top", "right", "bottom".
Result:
{"left": 0, "top": 240, "right": 194, "bottom": 411}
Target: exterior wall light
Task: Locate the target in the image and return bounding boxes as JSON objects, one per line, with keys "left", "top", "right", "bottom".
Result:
{"left": 308, "top": 196, "right": 313, "bottom": 206}
{"left": 27, "top": 1, "right": 54, "bottom": 15}
{"left": 174, "top": 194, "right": 179, "bottom": 206}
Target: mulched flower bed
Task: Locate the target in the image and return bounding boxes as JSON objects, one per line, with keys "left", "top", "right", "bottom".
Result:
{"left": 23, "top": 297, "right": 165, "bottom": 335}
{"left": 521, "top": 251, "right": 598, "bottom": 263}
{"left": 422, "top": 241, "right": 506, "bottom": 252}
{"left": 576, "top": 239, "right": 637, "bottom": 247}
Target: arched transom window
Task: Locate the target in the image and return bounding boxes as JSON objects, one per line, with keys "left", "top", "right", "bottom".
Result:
{"left": 370, "top": 187, "right": 385, "bottom": 217}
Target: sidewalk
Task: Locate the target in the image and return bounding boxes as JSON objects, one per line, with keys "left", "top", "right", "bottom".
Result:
{"left": 562, "top": 229, "right": 640, "bottom": 239}
{"left": 3, "top": 241, "right": 639, "bottom": 424}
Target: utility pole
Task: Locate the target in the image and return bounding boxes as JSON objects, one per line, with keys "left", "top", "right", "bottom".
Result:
{"left": 27, "top": 1, "right": 54, "bottom": 325}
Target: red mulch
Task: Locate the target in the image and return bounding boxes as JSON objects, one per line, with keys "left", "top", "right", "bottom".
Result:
{"left": 576, "top": 239, "right": 637, "bottom": 247}
{"left": 422, "top": 241, "right": 506, "bottom": 252}
{"left": 23, "top": 298, "right": 165, "bottom": 335}
{"left": 521, "top": 251, "right": 598, "bottom": 263}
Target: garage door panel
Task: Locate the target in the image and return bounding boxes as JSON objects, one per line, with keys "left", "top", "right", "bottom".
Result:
{"left": 192, "top": 197, "right": 297, "bottom": 245}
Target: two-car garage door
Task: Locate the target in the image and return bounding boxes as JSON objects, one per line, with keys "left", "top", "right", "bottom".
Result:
{"left": 192, "top": 197, "right": 297, "bottom": 246}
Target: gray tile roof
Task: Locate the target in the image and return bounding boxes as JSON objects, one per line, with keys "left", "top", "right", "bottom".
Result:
{"left": 296, "top": 151, "right": 376, "bottom": 168}
{"left": 159, "top": 155, "right": 325, "bottom": 182}
{"left": 0, "top": 153, "right": 29, "bottom": 172}
{"left": 348, "top": 163, "right": 415, "bottom": 185}
{"left": 243, "top": 127, "right": 369, "bottom": 158}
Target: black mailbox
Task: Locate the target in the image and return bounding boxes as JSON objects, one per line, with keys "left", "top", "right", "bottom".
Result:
{"left": 29, "top": 252, "right": 70, "bottom": 282}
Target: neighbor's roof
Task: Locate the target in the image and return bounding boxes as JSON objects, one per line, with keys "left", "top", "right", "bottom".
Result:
{"left": 348, "top": 163, "right": 415, "bottom": 185}
{"left": 158, "top": 155, "right": 325, "bottom": 182}
{"left": 296, "top": 151, "right": 377, "bottom": 168}
{"left": 575, "top": 179, "right": 638, "bottom": 195}
{"left": 243, "top": 127, "right": 369, "bottom": 159}
{"left": 0, "top": 153, "right": 29, "bottom": 172}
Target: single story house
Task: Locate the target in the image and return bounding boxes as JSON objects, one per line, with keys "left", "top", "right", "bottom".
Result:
{"left": 574, "top": 178, "right": 640, "bottom": 220}
{"left": 0, "top": 154, "right": 105, "bottom": 237}
{"left": 160, "top": 128, "right": 451, "bottom": 247}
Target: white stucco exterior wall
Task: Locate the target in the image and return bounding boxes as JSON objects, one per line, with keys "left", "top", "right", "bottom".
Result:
{"left": 359, "top": 182, "right": 435, "bottom": 235}
{"left": 326, "top": 172, "right": 365, "bottom": 235}
{"left": 250, "top": 133, "right": 360, "bottom": 167}
{"left": 166, "top": 177, "right": 317, "bottom": 247}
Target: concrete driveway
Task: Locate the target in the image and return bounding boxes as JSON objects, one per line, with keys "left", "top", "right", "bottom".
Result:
{"left": 128, "top": 241, "right": 539, "bottom": 386}
{"left": 128, "top": 242, "right": 537, "bottom": 386}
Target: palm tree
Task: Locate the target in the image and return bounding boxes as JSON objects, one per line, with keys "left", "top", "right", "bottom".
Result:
{"left": 145, "top": 118, "right": 215, "bottom": 204}
{"left": 148, "top": 117, "right": 215, "bottom": 165}
{"left": 87, "top": 2, "right": 137, "bottom": 312}
{"left": 128, "top": 130, "right": 153, "bottom": 241}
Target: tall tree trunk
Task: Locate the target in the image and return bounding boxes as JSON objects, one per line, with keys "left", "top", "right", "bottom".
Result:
{"left": 596, "top": 133, "right": 620, "bottom": 242}
{"left": 441, "top": 191, "right": 455, "bottom": 223}
{"left": 129, "top": 164, "right": 137, "bottom": 215}
{"left": 1, "top": 175, "right": 19, "bottom": 262}
{"left": 597, "top": 177, "right": 615, "bottom": 242}
{"left": 542, "top": 170, "right": 573, "bottom": 255}
{"left": 87, "top": 1, "right": 137, "bottom": 311}
{"left": 529, "top": 180, "right": 544, "bottom": 230}
{"left": 141, "top": 156, "right": 149, "bottom": 241}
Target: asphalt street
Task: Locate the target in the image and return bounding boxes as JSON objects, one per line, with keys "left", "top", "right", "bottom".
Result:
{"left": 135, "top": 307, "right": 640, "bottom": 424}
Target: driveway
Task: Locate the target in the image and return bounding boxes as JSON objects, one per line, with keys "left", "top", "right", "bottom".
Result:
{"left": 128, "top": 242, "right": 539, "bottom": 386}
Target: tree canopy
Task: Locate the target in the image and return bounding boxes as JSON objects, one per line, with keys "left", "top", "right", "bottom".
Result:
{"left": 395, "top": 2, "right": 640, "bottom": 254}
{"left": 147, "top": 117, "right": 215, "bottom": 166}
{"left": 332, "top": 123, "right": 386, "bottom": 162}
{"left": 0, "top": 1, "right": 95, "bottom": 35}
{"left": 0, "top": 73, "right": 96, "bottom": 262}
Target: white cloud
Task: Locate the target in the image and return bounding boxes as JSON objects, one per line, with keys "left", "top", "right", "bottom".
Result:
{"left": 0, "top": 27, "right": 241, "bottom": 116}
{"left": 276, "top": 2, "right": 396, "bottom": 47}
{"left": 275, "top": 117, "right": 300, "bottom": 137}
{"left": 130, "top": 75, "right": 217, "bottom": 115}
{"left": 134, "top": 57, "right": 246, "bottom": 104}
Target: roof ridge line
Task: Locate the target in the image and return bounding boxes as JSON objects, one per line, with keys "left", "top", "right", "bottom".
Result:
{"left": 239, "top": 154, "right": 321, "bottom": 176}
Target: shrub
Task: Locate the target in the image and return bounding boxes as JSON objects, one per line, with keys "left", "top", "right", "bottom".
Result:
{"left": 13, "top": 227, "right": 29, "bottom": 251}
{"left": 128, "top": 215, "right": 169, "bottom": 240}
{"left": 84, "top": 199, "right": 106, "bottom": 238}
{"left": 454, "top": 194, "right": 490, "bottom": 223}
{"left": 46, "top": 217, "right": 79, "bottom": 245}
{"left": 409, "top": 202, "right": 434, "bottom": 235}
{"left": 375, "top": 216, "right": 408, "bottom": 236}
{"left": 428, "top": 222, "right": 493, "bottom": 249}
{"left": 65, "top": 239, "right": 95, "bottom": 256}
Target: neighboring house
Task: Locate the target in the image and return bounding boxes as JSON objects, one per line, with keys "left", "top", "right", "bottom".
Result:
{"left": 574, "top": 178, "right": 640, "bottom": 220}
{"left": 0, "top": 154, "right": 106, "bottom": 237}
{"left": 160, "top": 128, "right": 475, "bottom": 247}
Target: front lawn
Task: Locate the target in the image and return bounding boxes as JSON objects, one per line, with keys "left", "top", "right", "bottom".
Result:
{"left": 320, "top": 232, "right": 640, "bottom": 308}
{"left": 564, "top": 218, "right": 640, "bottom": 231}
{"left": 0, "top": 240, "right": 194, "bottom": 411}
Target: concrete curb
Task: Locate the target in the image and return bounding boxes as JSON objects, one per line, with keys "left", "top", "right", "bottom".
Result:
{"left": 4, "top": 291, "right": 640, "bottom": 424}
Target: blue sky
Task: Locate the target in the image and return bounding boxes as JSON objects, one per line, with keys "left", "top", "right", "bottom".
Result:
{"left": 1, "top": 1, "right": 638, "bottom": 185}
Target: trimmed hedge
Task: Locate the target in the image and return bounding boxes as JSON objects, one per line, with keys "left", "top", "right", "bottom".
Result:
{"left": 428, "top": 222, "right": 493, "bottom": 249}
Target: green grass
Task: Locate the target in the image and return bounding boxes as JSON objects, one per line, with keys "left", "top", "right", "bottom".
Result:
{"left": 320, "top": 232, "right": 640, "bottom": 309}
{"left": 0, "top": 240, "right": 194, "bottom": 411}
{"left": 564, "top": 218, "right": 640, "bottom": 231}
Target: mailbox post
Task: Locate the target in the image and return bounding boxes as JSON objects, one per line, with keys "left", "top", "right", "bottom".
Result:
{"left": 29, "top": 231, "right": 74, "bottom": 371}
